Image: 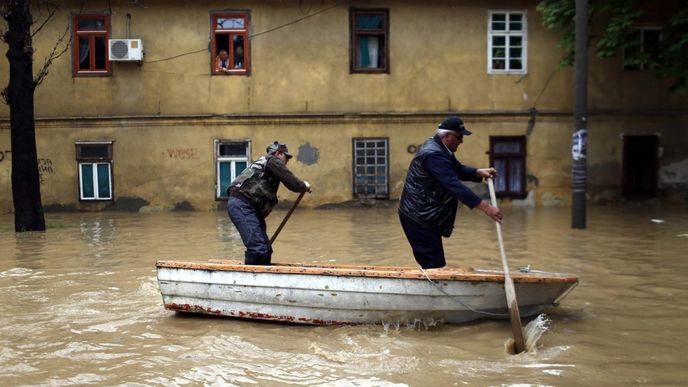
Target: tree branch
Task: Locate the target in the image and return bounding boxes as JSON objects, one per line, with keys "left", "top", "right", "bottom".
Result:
{"left": 33, "top": 23, "right": 70, "bottom": 87}
{"left": 31, "top": 0, "right": 60, "bottom": 38}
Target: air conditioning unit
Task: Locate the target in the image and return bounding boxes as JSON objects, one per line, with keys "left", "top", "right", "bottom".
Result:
{"left": 108, "top": 39, "right": 144, "bottom": 61}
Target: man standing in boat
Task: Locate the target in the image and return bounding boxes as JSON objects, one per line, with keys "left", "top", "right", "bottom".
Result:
{"left": 228, "top": 142, "right": 311, "bottom": 265}
{"left": 398, "top": 116, "right": 503, "bottom": 269}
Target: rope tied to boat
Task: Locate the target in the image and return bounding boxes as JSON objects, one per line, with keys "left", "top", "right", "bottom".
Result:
{"left": 419, "top": 267, "right": 511, "bottom": 318}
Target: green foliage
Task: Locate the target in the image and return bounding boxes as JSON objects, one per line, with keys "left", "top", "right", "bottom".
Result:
{"left": 537, "top": 0, "right": 688, "bottom": 94}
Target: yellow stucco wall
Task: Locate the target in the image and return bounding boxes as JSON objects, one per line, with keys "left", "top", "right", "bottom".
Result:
{"left": 1, "top": 0, "right": 683, "bottom": 118}
{"left": 0, "top": 0, "right": 686, "bottom": 213}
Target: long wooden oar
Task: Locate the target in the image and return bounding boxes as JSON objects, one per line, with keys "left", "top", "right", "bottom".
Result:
{"left": 270, "top": 191, "right": 306, "bottom": 244}
{"left": 487, "top": 178, "right": 526, "bottom": 354}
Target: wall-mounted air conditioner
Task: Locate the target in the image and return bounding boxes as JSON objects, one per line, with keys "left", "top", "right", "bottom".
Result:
{"left": 108, "top": 39, "right": 144, "bottom": 61}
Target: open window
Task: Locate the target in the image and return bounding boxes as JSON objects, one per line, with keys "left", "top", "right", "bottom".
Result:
{"left": 73, "top": 15, "right": 110, "bottom": 76}
{"left": 211, "top": 12, "right": 249, "bottom": 75}
{"left": 624, "top": 27, "right": 661, "bottom": 71}
{"left": 216, "top": 140, "right": 250, "bottom": 199}
{"left": 350, "top": 9, "right": 389, "bottom": 74}
{"left": 76, "top": 141, "right": 113, "bottom": 201}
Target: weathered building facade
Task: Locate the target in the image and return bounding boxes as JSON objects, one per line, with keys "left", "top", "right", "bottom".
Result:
{"left": 1, "top": 0, "right": 686, "bottom": 213}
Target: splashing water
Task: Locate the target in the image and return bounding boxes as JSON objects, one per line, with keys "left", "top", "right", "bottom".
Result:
{"left": 506, "top": 314, "right": 551, "bottom": 354}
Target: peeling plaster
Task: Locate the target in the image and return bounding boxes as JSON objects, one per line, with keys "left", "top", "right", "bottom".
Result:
{"left": 105, "top": 197, "right": 149, "bottom": 212}
{"left": 660, "top": 159, "right": 688, "bottom": 184}
{"left": 512, "top": 191, "right": 536, "bottom": 207}
{"left": 297, "top": 143, "right": 320, "bottom": 165}
{"left": 541, "top": 192, "right": 565, "bottom": 206}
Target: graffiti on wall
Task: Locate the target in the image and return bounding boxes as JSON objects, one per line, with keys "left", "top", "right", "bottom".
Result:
{"left": 167, "top": 148, "right": 199, "bottom": 160}
{"left": 38, "top": 158, "right": 54, "bottom": 184}
{"left": 1, "top": 153, "right": 54, "bottom": 184}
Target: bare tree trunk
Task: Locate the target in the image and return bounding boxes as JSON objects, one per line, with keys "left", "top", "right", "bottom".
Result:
{"left": 4, "top": 0, "right": 45, "bottom": 231}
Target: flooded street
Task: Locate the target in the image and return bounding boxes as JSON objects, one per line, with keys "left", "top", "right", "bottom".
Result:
{"left": 1, "top": 205, "right": 687, "bottom": 386}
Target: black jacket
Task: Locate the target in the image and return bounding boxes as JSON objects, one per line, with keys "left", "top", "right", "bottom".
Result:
{"left": 399, "top": 135, "right": 482, "bottom": 237}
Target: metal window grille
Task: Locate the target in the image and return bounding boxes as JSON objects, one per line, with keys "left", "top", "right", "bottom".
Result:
{"left": 353, "top": 138, "right": 389, "bottom": 199}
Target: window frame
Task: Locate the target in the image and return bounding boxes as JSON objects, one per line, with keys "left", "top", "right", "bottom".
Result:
{"left": 215, "top": 139, "right": 251, "bottom": 200}
{"left": 73, "top": 14, "right": 111, "bottom": 77}
{"left": 211, "top": 11, "right": 250, "bottom": 75}
{"left": 75, "top": 141, "right": 114, "bottom": 201}
{"left": 487, "top": 10, "right": 527, "bottom": 75}
{"left": 350, "top": 8, "right": 390, "bottom": 74}
{"left": 352, "top": 137, "right": 389, "bottom": 199}
{"left": 623, "top": 27, "right": 661, "bottom": 71}
{"left": 489, "top": 136, "right": 527, "bottom": 199}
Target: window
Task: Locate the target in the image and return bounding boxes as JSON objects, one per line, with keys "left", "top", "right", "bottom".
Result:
{"left": 73, "top": 15, "right": 110, "bottom": 76}
{"left": 489, "top": 136, "right": 526, "bottom": 198}
{"left": 76, "top": 141, "right": 113, "bottom": 201}
{"left": 488, "top": 11, "right": 527, "bottom": 74}
{"left": 211, "top": 12, "right": 249, "bottom": 74}
{"left": 350, "top": 9, "right": 389, "bottom": 73}
{"left": 216, "top": 140, "right": 250, "bottom": 199}
{"left": 353, "top": 138, "right": 389, "bottom": 199}
{"left": 624, "top": 28, "right": 661, "bottom": 71}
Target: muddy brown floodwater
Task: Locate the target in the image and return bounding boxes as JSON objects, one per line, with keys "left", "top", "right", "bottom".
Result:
{"left": 1, "top": 205, "right": 687, "bottom": 386}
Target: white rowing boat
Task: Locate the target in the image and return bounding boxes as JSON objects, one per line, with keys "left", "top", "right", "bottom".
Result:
{"left": 155, "top": 260, "right": 578, "bottom": 325}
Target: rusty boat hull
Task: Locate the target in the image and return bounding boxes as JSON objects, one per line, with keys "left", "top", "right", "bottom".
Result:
{"left": 155, "top": 260, "right": 578, "bottom": 325}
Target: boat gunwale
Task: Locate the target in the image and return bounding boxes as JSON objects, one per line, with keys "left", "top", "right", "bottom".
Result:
{"left": 156, "top": 260, "right": 578, "bottom": 284}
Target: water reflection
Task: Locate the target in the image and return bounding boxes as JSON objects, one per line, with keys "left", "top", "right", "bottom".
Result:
{"left": 0, "top": 206, "right": 687, "bottom": 385}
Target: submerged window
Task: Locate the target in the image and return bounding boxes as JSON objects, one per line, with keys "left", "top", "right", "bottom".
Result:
{"left": 216, "top": 140, "right": 250, "bottom": 199}
{"left": 212, "top": 12, "right": 249, "bottom": 74}
{"left": 76, "top": 141, "right": 113, "bottom": 200}
{"left": 488, "top": 11, "right": 527, "bottom": 74}
{"left": 73, "top": 15, "right": 110, "bottom": 76}
{"left": 489, "top": 136, "right": 526, "bottom": 198}
{"left": 350, "top": 9, "right": 389, "bottom": 73}
{"left": 353, "top": 138, "right": 389, "bottom": 199}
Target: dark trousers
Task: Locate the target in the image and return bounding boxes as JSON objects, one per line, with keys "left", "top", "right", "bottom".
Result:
{"left": 399, "top": 212, "right": 446, "bottom": 269}
{"left": 227, "top": 196, "right": 272, "bottom": 265}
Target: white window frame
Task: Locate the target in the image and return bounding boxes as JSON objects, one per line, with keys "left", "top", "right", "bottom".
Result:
{"left": 76, "top": 140, "right": 114, "bottom": 201}
{"left": 623, "top": 27, "right": 661, "bottom": 71}
{"left": 78, "top": 162, "right": 113, "bottom": 200}
{"left": 215, "top": 139, "right": 251, "bottom": 199}
{"left": 487, "top": 10, "right": 527, "bottom": 74}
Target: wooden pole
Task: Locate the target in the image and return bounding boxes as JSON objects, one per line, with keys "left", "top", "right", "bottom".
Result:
{"left": 270, "top": 191, "right": 306, "bottom": 244}
{"left": 487, "top": 178, "right": 526, "bottom": 354}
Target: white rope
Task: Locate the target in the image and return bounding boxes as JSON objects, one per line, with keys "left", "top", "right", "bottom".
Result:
{"left": 419, "top": 267, "right": 510, "bottom": 318}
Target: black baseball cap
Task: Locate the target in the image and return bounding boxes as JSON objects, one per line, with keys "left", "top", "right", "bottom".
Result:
{"left": 438, "top": 116, "right": 472, "bottom": 136}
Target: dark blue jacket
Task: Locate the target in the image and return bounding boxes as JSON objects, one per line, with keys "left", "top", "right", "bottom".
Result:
{"left": 399, "top": 134, "right": 482, "bottom": 237}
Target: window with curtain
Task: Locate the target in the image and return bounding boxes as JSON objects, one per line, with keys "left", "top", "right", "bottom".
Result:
{"left": 489, "top": 136, "right": 526, "bottom": 198}
{"left": 73, "top": 15, "right": 110, "bottom": 76}
{"left": 623, "top": 28, "right": 661, "bottom": 71}
{"left": 76, "top": 142, "right": 113, "bottom": 200}
{"left": 488, "top": 11, "right": 527, "bottom": 74}
{"left": 216, "top": 140, "right": 250, "bottom": 199}
{"left": 350, "top": 9, "right": 389, "bottom": 73}
{"left": 211, "top": 12, "right": 249, "bottom": 75}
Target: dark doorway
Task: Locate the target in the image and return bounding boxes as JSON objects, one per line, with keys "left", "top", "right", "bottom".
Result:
{"left": 622, "top": 135, "right": 658, "bottom": 197}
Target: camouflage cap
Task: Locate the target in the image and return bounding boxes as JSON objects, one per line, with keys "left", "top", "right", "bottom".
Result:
{"left": 266, "top": 141, "right": 293, "bottom": 159}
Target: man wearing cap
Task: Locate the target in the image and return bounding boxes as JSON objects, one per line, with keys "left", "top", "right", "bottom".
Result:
{"left": 227, "top": 141, "right": 311, "bottom": 265}
{"left": 398, "top": 116, "right": 503, "bottom": 269}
